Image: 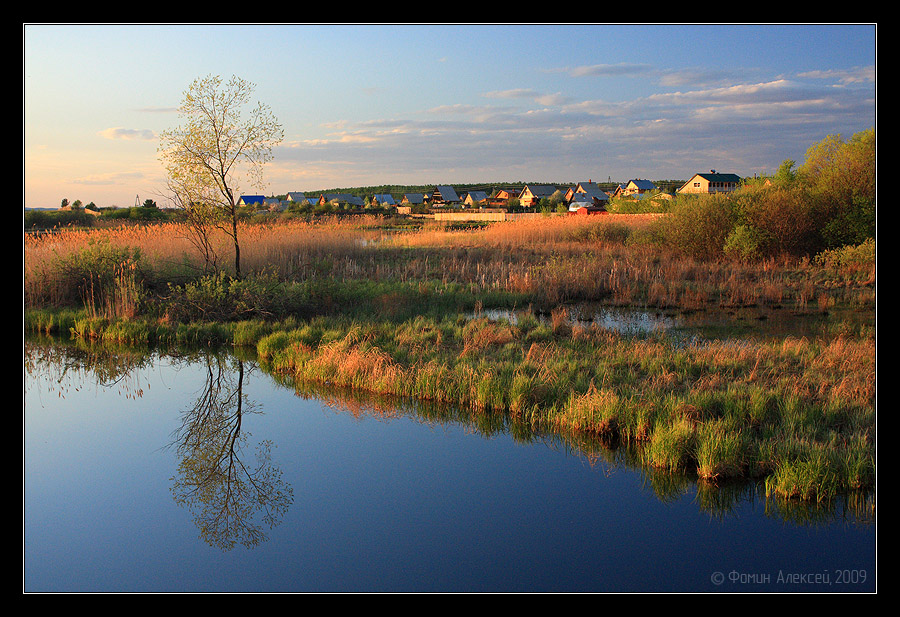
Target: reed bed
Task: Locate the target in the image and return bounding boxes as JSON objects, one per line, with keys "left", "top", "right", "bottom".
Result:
{"left": 24, "top": 214, "right": 874, "bottom": 316}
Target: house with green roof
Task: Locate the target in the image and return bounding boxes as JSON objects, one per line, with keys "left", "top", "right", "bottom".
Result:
{"left": 677, "top": 171, "right": 742, "bottom": 194}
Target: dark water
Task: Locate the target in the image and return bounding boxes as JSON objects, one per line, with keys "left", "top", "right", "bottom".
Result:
{"left": 23, "top": 339, "right": 876, "bottom": 593}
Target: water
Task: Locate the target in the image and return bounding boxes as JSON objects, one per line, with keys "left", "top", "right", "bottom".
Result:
{"left": 471, "top": 303, "right": 873, "bottom": 342}
{"left": 23, "top": 338, "right": 876, "bottom": 593}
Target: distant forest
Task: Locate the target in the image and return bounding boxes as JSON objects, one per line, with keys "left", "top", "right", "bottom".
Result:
{"left": 282, "top": 179, "right": 687, "bottom": 200}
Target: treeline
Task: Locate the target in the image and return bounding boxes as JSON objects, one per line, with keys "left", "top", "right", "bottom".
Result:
{"left": 289, "top": 180, "right": 685, "bottom": 202}
{"left": 279, "top": 181, "right": 618, "bottom": 201}
{"left": 25, "top": 205, "right": 169, "bottom": 230}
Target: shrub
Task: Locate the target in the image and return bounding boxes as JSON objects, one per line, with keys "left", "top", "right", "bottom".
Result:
{"left": 723, "top": 224, "right": 765, "bottom": 262}
{"left": 54, "top": 239, "right": 145, "bottom": 318}
{"left": 163, "top": 270, "right": 309, "bottom": 323}
{"left": 814, "top": 238, "right": 876, "bottom": 271}
{"left": 736, "top": 185, "right": 824, "bottom": 257}
{"left": 660, "top": 194, "right": 738, "bottom": 260}
{"left": 24, "top": 208, "right": 97, "bottom": 230}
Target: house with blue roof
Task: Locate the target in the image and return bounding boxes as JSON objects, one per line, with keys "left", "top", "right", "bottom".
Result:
{"left": 518, "top": 185, "right": 560, "bottom": 208}
{"left": 320, "top": 193, "right": 365, "bottom": 208}
{"left": 237, "top": 195, "right": 266, "bottom": 206}
{"left": 372, "top": 194, "right": 397, "bottom": 206}
{"left": 264, "top": 197, "right": 286, "bottom": 211}
{"left": 463, "top": 191, "right": 489, "bottom": 206}
{"left": 401, "top": 193, "right": 425, "bottom": 205}
{"left": 565, "top": 181, "right": 610, "bottom": 205}
{"left": 623, "top": 179, "right": 658, "bottom": 195}
{"left": 431, "top": 186, "right": 460, "bottom": 205}
{"left": 286, "top": 192, "right": 311, "bottom": 204}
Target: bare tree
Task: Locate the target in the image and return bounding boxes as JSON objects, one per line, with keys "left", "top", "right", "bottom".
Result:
{"left": 159, "top": 75, "right": 283, "bottom": 278}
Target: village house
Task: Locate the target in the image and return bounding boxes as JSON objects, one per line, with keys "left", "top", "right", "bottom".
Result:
{"left": 371, "top": 194, "right": 397, "bottom": 207}
{"left": 430, "top": 185, "right": 461, "bottom": 206}
{"left": 567, "top": 192, "right": 607, "bottom": 215}
{"left": 486, "top": 187, "right": 522, "bottom": 207}
{"left": 318, "top": 193, "right": 365, "bottom": 208}
{"left": 564, "top": 181, "right": 610, "bottom": 206}
{"left": 518, "top": 185, "right": 559, "bottom": 208}
{"left": 285, "top": 191, "right": 319, "bottom": 207}
{"left": 463, "top": 191, "right": 488, "bottom": 207}
{"left": 676, "top": 170, "right": 742, "bottom": 195}
{"left": 264, "top": 197, "right": 286, "bottom": 212}
{"left": 620, "top": 179, "right": 658, "bottom": 196}
{"left": 237, "top": 195, "right": 266, "bottom": 206}
{"left": 401, "top": 193, "right": 425, "bottom": 205}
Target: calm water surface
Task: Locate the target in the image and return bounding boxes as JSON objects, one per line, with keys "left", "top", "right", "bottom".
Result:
{"left": 23, "top": 338, "right": 876, "bottom": 593}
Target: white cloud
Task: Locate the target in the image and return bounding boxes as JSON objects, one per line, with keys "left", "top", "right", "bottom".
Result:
{"left": 484, "top": 88, "right": 539, "bottom": 99}
{"left": 99, "top": 127, "right": 157, "bottom": 141}
{"left": 797, "top": 65, "right": 875, "bottom": 85}
{"left": 568, "top": 63, "right": 654, "bottom": 77}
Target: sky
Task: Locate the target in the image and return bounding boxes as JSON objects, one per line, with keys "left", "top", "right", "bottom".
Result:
{"left": 23, "top": 23, "right": 877, "bottom": 209}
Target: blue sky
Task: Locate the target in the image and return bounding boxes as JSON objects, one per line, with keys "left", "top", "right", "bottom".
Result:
{"left": 23, "top": 24, "right": 876, "bottom": 209}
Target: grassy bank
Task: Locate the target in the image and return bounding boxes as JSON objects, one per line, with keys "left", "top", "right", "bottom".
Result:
{"left": 26, "top": 303, "right": 875, "bottom": 503}
{"left": 253, "top": 311, "right": 874, "bottom": 501}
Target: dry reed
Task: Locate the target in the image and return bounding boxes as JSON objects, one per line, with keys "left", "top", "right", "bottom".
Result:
{"left": 25, "top": 214, "right": 873, "bottom": 317}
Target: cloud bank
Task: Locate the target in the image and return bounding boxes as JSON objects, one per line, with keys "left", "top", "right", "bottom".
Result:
{"left": 273, "top": 64, "right": 875, "bottom": 187}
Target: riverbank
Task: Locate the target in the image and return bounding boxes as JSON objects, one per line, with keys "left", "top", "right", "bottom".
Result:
{"left": 25, "top": 302, "right": 876, "bottom": 503}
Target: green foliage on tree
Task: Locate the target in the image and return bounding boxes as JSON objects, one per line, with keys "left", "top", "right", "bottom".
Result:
{"left": 798, "top": 128, "right": 875, "bottom": 248}
{"left": 159, "top": 74, "right": 283, "bottom": 278}
{"left": 773, "top": 159, "right": 796, "bottom": 186}
{"left": 662, "top": 128, "right": 875, "bottom": 261}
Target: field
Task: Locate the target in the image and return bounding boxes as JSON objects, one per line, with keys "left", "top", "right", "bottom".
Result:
{"left": 23, "top": 210, "right": 876, "bottom": 504}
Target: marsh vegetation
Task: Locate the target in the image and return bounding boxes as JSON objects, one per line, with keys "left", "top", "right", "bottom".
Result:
{"left": 24, "top": 184, "right": 877, "bottom": 505}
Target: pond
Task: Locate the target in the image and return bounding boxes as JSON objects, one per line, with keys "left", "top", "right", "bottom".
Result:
{"left": 471, "top": 303, "right": 874, "bottom": 342}
{"left": 23, "top": 337, "right": 876, "bottom": 593}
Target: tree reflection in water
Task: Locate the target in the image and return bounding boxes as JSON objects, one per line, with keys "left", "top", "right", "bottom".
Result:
{"left": 169, "top": 354, "right": 294, "bottom": 551}
{"left": 25, "top": 336, "right": 873, "bottom": 545}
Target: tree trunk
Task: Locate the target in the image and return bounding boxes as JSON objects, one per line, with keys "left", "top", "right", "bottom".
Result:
{"left": 231, "top": 211, "right": 241, "bottom": 279}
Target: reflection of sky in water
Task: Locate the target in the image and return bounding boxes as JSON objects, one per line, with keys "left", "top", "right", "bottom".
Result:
{"left": 24, "top": 340, "right": 876, "bottom": 592}
{"left": 472, "top": 304, "right": 873, "bottom": 342}
{"left": 474, "top": 307, "right": 675, "bottom": 335}
{"left": 568, "top": 306, "right": 677, "bottom": 334}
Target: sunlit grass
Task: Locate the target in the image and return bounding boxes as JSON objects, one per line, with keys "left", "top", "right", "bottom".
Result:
{"left": 24, "top": 214, "right": 875, "bottom": 315}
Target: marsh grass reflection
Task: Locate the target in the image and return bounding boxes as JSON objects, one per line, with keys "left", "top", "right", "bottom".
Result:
{"left": 168, "top": 354, "right": 293, "bottom": 551}
{"left": 284, "top": 377, "right": 875, "bottom": 527}
{"left": 24, "top": 335, "right": 155, "bottom": 400}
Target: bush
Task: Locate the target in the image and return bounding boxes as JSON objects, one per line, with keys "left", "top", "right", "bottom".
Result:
{"left": 723, "top": 224, "right": 768, "bottom": 262}
{"left": 25, "top": 208, "right": 97, "bottom": 230}
{"left": 660, "top": 194, "right": 738, "bottom": 260}
{"left": 163, "top": 270, "right": 310, "bottom": 323}
{"left": 735, "top": 185, "right": 824, "bottom": 257}
{"left": 814, "top": 238, "right": 876, "bottom": 270}
{"left": 53, "top": 240, "right": 145, "bottom": 317}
